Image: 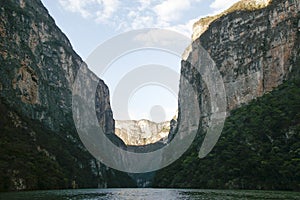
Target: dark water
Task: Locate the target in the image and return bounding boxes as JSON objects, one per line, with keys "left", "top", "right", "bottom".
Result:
{"left": 0, "top": 189, "right": 300, "bottom": 200}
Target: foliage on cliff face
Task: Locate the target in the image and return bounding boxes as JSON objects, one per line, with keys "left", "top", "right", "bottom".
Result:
{"left": 0, "top": 99, "right": 137, "bottom": 192}
{"left": 154, "top": 0, "right": 300, "bottom": 191}
{"left": 0, "top": 0, "right": 136, "bottom": 191}
{"left": 153, "top": 75, "right": 300, "bottom": 191}
{"left": 0, "top": 100, "right": 92, "bottom": 191}
{"left": 192, "top": 0, "right": 272, "bottom": 40}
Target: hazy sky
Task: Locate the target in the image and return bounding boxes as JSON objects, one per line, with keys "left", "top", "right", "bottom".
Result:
{"left": 41, "top": 0, "right": 240, "bottom": 122}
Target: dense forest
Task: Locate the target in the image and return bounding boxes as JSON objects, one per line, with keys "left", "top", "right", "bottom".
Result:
{"left": 0, "top": 100, "right": 136, "bottom": 191}
{"left": 154, "top": 75, "right": 300, "bottom": 191}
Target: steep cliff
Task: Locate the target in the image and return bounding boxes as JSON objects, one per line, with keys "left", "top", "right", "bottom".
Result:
{"left": 115, "top": 120, "right": 170, "bottom": 146}
{"left": 154, "top": 0, "right": 300, "bottom": 190}
{"left": 185, "top": 0, "right": 299, "bottom": 113}
{"left": 0, "top": 0, "right": 134, "bottom": 191}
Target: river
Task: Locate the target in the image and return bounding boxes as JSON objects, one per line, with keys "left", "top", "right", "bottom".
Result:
{"left": 0, "top": 188, "right": 299, "bottom": 200}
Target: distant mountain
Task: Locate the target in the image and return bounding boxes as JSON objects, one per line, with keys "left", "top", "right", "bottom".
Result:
{"left": 115, "top": 119, "right": 170, "bottom": 146}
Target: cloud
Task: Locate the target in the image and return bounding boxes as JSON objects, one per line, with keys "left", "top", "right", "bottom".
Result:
{"left": 168, "top": 17, "right": 200, "bottom": 37}
{"left": 154, "top": 0, "right": 191, "bottom": 23}
{"left": 124, "top": 8, "right": 157, "bottom": 30}
{"left": 58, "top": 0, "right": 92, "bottom": 18}
{"left": 58, "top": 0, "right": 206, "bottom": 36}
{"left": 210, "top": 0, "right": 240, "bottom": 13}
{"left": 131, "top": 15, "right": 155, "bottom": 30}
{"left": 96, "top": 0, "right": 120, "bottom": 23}
{"left": 137, "top": 0, "right": 151, "bottom": 11}
{"left": 58, "top": 0, "right": 120, "bottom": 22}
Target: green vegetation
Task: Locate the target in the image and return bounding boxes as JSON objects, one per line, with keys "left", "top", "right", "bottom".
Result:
{"left": 193, "top": 0, "right": 271, "bottom": 36}
{"left": 0, "top": 101, "right": 97, "bottom": 191}
{"left": 0, "top": 0, "right": 136, "bottom": 192}
{"left": 0, "top": 101, "right": 136, "bottom": 191}
{"left": 226, "top": 0, "right": 271, "bottom": 13}
{"left": 153, "top": 77, "right": 300, "bottom": 191}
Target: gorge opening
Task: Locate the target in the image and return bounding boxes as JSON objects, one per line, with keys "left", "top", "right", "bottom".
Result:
{"left": 100, "top": 49, "right": 181, "bottom": 147}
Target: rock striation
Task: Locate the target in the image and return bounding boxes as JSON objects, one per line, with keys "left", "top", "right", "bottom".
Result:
{"left": 0, "top": 0, "right": 134, "bottom": 191}
{"left": 182, "top": 0, "right": 299, "bottom": 124}
{"left": 154, "top": 0, "right": 300, "bottom": 190}
{"left": 192, "top": 0, "right": 272, "bottom": 41}
{"left": 115, "top": 120, "right": 170, "bottom": 146}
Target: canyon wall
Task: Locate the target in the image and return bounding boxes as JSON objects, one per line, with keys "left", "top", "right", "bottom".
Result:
{"left": 154, "top": 0, "right": 300, "bottom": 190}
{"left": 115, "top": 120, "right": 170, "bottom": 146}
{"left": 0, "top": 0, "right": 134, "bottom": 191}
{"left": 181, "top": 0, "right": 299, "bottom": 130}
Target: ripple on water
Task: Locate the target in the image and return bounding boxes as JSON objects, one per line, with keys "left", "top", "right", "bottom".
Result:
{"left": 0, "top": 188, "right": 300, "bottom": 200}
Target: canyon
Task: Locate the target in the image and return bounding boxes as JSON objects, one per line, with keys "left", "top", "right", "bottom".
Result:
{"left": 0, "top": 0, "right": 299, "bottom": 192}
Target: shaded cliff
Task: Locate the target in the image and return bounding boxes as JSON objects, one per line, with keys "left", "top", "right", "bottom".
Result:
{"left": 0, "top": 0, "right": 135, "bottom": 191}
{"left": 154, "top": 0, "right": 300, "bottom": 190}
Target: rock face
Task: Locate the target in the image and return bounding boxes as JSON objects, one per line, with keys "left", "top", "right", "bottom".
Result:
{"left": 115, "top": 120, "right": 170, "bottom": 146}
{"left": 12, "top": 64, "right": 39, "bottom": 104}
{"left": 182, "top": 0, "right": 299, "bottom": 123}
{"left": 192, "top": 0, "right": 272, "bottom": 40}
{"left": 0, "top": 0, "right": 114, "bottom": 136}
{"left": 0, "top": 0, "right": 134, "bottom": 191}
{"left": 154, "top": 0, "right": 300, "bottom": 190}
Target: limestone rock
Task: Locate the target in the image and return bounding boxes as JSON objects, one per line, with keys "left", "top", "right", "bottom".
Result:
{"left": 115, "top": 120, "right": 170, "bottom": 146}
{"left": 192, "top": 0, "right": 272, "bottom": 41}
{"left": 183, "top": 0, "right": 299, "bottom": 126}
{"left": 0, "top": 0, "right": 134, "bottom": 191}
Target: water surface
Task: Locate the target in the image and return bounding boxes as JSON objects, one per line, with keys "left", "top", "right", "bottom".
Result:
{"left": 1, "top": 188, "right": 299, "bottom": 200}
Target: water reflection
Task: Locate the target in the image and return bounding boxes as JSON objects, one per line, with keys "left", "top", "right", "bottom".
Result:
{"left": 0, "top": 188, "right": 299, "bottom": 200}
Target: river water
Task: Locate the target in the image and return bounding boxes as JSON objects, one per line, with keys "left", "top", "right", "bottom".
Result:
{"left": 0, "top": 188, "right": 299, "bottom": 200}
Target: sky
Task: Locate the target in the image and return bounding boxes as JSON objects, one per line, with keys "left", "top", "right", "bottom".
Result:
{"left": 41, "top": 0, "right": 240, "bottom": 122}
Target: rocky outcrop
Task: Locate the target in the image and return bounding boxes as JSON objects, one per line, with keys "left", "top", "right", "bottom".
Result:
{"left": 154, "top": 0, "right": 300, "bottom": 190}
{"left": 12, "top": 64, "right": 39, "bottom": 104}
{"left": 182, "top": 0, "right": 299, "bottom": 122}
{"left": 115, "top": 120, "right": 170, "bottom": 146}
{"left": 0, "top": 0, "right": 115, "bottom": 135}
{"left": 0, "top": 0, "right": 134, "bottom": 191}
{"left": 192, "top": 0, "right": 272, "bottom": 40}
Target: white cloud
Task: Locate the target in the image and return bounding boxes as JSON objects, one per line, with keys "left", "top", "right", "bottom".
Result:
{"left": 95, "top": 0, "right": 120, "bottom": 23}
{"left": 58, "top": 0, "right": 93, "bottom": 18}
{"left": 168, "top": 17, "right": 200, "bottom": 37}
{"left": 138, "top": 0, "right": 151, "bottom": 11}
{"left": 58, "top": 0, "right": 120, "bottom": 22}
{"left": 154, "top": 0, "right": 191, "bottom": 23}
{"left": 210, "top": 0, "right": 240, "bottom": 13}
{"left": 58, "top": 0, "right": 207, "bottom": 36}
{"left": 131, "top": 16, "right": 155, "bottom": 30}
